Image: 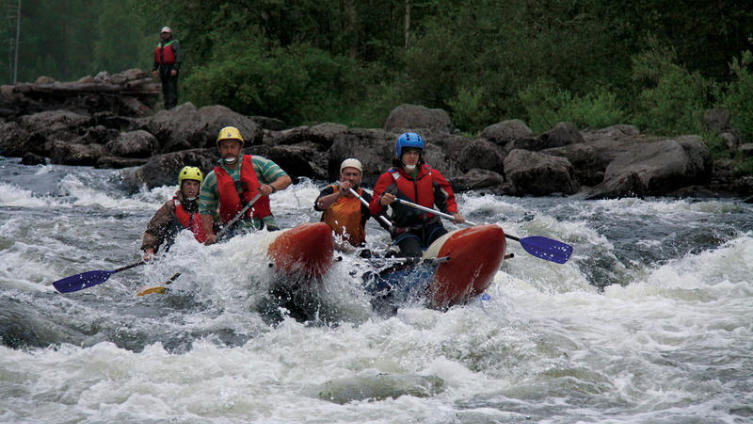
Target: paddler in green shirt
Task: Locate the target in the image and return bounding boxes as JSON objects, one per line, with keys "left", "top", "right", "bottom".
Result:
{"left": 199, "top": 126, "right": 292, "bottom": 244}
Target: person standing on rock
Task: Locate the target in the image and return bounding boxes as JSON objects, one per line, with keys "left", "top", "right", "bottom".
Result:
{"left": 314, "top": 158, "right": 390, "bottom": 248}
{"left": 153, "top": 26, "right": 181, "bottom": 109}
{"left": 369, "top": 132, "right": 464, "bottom": 257}
{"left": 199, "top": 126, "right": 292, "bottom": 244}
{"left": 141, "top": 166, "right": 206, "bottom": 261}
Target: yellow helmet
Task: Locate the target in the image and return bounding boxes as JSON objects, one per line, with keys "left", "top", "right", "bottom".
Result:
{"left": 178, "top": 166, "right": 203, "bottom": 186}
{"left": 216, "top": 126, "right": 244, "bottom": 146}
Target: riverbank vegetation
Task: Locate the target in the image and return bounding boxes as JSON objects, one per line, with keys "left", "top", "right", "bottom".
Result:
{"left": 3, "top": 1, "right": 753, "bottom": 164}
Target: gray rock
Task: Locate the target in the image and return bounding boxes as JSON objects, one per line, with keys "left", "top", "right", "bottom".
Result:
{"left": 120, "top": 148, "right": 220, "bottom": 189}
{"left": 457, "top": 139, "right": 504, "bottom": 173}
{"left": 503, "top": 149, "right": 579, "bottom": 195}
{"left": 452, "top": 168, "right": 505, "bottom": 191}
{"left": 586, "top": 138, "right": 710, "bottom": 198}
{"left": 327, "top": 128, "right": 396, "bottom": 185}
{"left": 265, "top": 142, "right": 329, "bottom": 181}
{"left": 539, "top": 122, "right": 584, "bottom": 149}
{"left": 19, "top": 110, "right": 91, "bottom": 135}
{"left": 384, "top": 104, "right": 453, "bottom": 133}
{"left": 106, "top": 130, "right": 157, "bottom": 158}
{"left": 480, "top": 119, "right": 532, "bottom": 146}
{"left": 95, "top": 156, "right": 149, "bottom": 169}
{"left": 139, "top": 103, "right": 262, "bottom": 153}
{"left": 20, "top": 152, "right": 47, "bottom": 166}
{"left": 45, "top": 141, "right": 107, "bottom": 166}
{"left": 267, "top": 122, "right": 349, "bottom": 150}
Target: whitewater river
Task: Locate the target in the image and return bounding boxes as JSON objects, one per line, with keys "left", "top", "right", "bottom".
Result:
{"left": 1, "top": 156, "right": 751, "bottom": 423}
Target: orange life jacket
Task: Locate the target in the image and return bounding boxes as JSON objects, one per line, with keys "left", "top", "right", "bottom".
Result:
{"left": 173, "top": 197, "right": 207, "bottom": 243}
{"left": 154, "top": 40, "right": 177, "bottom": 65}
{"left": 321, "top": 185, "right": 366, "bottom": 246}
{"left": 214, "top": 155, "right": 272, "bottom": 224}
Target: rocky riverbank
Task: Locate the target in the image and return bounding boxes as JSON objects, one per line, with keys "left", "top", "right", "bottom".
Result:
{"left": 2, "top": 69, "right": 751, "bottom": 199}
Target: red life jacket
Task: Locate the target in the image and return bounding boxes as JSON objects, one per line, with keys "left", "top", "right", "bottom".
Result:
{"left": 214, "top": 155, "right": 272, "bottom": 224}
{"left": 321, "top": 185, "right": 366, "bottom": 246}
{"left": 154, "top": 40, "right": 176, "bottom": 65}
{"left": 173, "top": 197, "right": 207, "bottom": 243}
{"left": 382, "top": 164, "right": 443, "bottom": 228}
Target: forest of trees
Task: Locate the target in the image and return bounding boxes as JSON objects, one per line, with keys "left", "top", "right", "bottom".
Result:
{"left": 2, "top": 0, "right": 753, "bottom": 150}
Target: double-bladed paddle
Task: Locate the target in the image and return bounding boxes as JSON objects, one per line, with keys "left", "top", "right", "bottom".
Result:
{"left": 52, "top": 193, "right": 264, "bottom": 294}
{"left": 387, "top": 196, "right": 573, "bottom": 264}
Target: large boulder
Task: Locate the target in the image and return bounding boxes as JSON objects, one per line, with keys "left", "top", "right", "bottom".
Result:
{"left": 452, "top": 168, "right": 505, "bottom": 191}
{"left": 0, "top": 121, "right": 30, "bottom": 157}
{"left": 539, "top": 122, "right": 584, "bottom": 149}
{"left": 586, "top": 138, "right": 711, "bottom": 199}
{"left": 45, "top": 140, "right": 107, "bottom": 166}
{"left": 544, "top": 125, "right": 645, "bottom": 186}
{"left": 503, "top": 149, "right": 579, "bottom": 195}
{"left": 457, "top": 139, "right": 504, "bottom": 173}
{"left": 384, "top": 104, "right": 453, "bottom": 133}
{"left": 327, "top": 128, "right": 396, "bottom": 185}
{"left": 139, "top": 103, "right": 262, "bottom": 153}
{"left": 263, "top": 142, "right": 329, "bottom": 181}
{"left": 106, "top": 130, "right": 157, "bottom": 158}
{"left": 265, "top": 122, "right": 349, "bottom": 150}
{"left": 480, "top": 119, "right": 532, "bottom": 147}
{"left": 19, "top": 110, "right": 91, "bottom": 136}
{"left": 120, "top": 148, "right": 220, "bottom": 189}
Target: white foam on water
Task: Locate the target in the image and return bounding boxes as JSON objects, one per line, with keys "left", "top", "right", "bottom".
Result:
{"left": 0, "top": 182, "right": 64, "bottom": 208}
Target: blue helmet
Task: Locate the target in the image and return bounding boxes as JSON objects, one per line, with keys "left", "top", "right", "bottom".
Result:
{"left": 395, "top": 132, "right": 425, "bottom": 159}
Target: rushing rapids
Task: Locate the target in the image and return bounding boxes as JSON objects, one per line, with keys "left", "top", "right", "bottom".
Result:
{"left": 1, "top": 156, "right": 752, "bottom": 423}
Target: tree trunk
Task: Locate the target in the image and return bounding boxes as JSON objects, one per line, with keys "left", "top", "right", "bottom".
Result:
{"left": 404, "top": 0, "right": 411, "bottom": 49}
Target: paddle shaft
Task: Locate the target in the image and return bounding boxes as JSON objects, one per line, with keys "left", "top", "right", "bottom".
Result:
{"left": 392, "top": 198, "right": 477, "bottom": 226}
{"left": 217, "top": 192, "right": 263, "bottom": 238}
{"left": 348, "top": 188, "right": 394, "bottom": 230}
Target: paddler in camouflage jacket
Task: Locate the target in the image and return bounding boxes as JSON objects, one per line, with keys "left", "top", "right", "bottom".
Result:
{"left": 199, "top": 126, "right": 292, "bottom": 244}
{"left": 141, "top": 166, "right": 206, "bottom": 260}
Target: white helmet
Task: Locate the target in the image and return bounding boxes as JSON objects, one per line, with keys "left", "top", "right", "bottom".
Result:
{"left": 340, "top": 158, "right": 363, "bottom": 173}
{"left": 160, "top": 26, "right": 172, "bottom": 34}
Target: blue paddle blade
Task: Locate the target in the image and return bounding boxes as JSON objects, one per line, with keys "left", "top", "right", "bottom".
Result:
{"left": 52, "top": 270, "right": 115, "bottom": 293}
{"left": 518, "top": 236, "right": 573, "bottom": 264}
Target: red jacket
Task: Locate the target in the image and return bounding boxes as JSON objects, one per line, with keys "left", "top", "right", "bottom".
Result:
{"left": 173, "top": 197, "right": 207, "bottom": 243}
{"left": 214, "top": 155, "right": 272, "bottom": 224}
{"left": 369, "top": 164, "right": 457, "bottom": 228}
{"left": 154, "top": 40, "right": 177, "bottom": 65}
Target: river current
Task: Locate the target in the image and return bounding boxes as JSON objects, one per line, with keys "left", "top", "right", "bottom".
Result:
{"left": 1, "top": 156, "right": 751, "bottom": 423}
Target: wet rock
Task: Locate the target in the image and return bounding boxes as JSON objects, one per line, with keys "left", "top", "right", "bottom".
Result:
{"left": 250, "top": 115, "right": 287, "bottom": 131}
{"left": 265, "top": 142, "right": 329, "bottom": 181}
{"left": 120, "top": 148, "right": 219, "bottom": 189}
{"left": 457, "top": 139, "right": 504, "bottom": 173}
{"left": 503, "top": 149, "right": 579, "bottom": 195}
{"left": 452, "top": 168, "right": 505, "bottom": 191}
{"left": 480, "top": 119, "right": 532, "bottom": 147}
{"left": 586, "top": 138, "right": 711, "bottom": 199}
{"left": 384, "top": 104, "right": 453, "bottom": 133}
{"left": 45, "top": 140, "right": 107, "bottom": 166}
{"left": 139, "top": 103, "right": 262, "bottom": 153}
{"left": 106, "top": 130, "right": 157, "bottom": 158}
{"left": 20, "top": 152, "right": 47, "bottom": 166}
{"left": 266, "top": 122, "right": 349, "bottom": 150}
{"left": 19, "top": 110, "right": 91, "bottom": 136}
{"left": 327, "top": 128, "right": 396, "bottom": 185}
{"left": 0, "top": 121, "right": 30, "bottom": 157}
{"left": 539, "top": 122, "right": 585, "bottom": 149}
{"left": 95, "top": 156, "right": 149, "bottom": 169}
{"left": 317, "top": 373, "right": 445, "bottom": 404}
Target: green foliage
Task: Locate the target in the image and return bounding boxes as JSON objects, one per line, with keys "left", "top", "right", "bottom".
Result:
{"left": 631, "top": 39, "right": 718, "bottom": 135}
{"left": 518, "top": 79, "right": 573, "bottom": 132}
{"left": 518, "top": 80, "right": 624, "bottom": 132}
{"left": 725, "top": 50, "right": 753, "bottom": 142}
{"left": 447, "top": 87, "right": 494, "bottom": 134}
{"left": 185, "top": 37, "right": 357, "bottom": 123}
